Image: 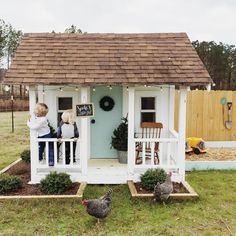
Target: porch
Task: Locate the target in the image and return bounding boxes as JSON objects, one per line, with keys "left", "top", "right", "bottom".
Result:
{"left": 29, "top": 85, "right": 187, "bottom": 184}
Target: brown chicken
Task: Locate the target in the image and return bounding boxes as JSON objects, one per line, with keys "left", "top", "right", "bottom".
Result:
{"left": 154, "top": 172, "right": 173, "bottom": 204}
{"left": 82, "top": 189, "right": 113, "bottom": 223}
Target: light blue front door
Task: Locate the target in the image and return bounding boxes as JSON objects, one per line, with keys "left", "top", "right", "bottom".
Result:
{"left": 90, "top": 86, "right": 122, "bottom": 159}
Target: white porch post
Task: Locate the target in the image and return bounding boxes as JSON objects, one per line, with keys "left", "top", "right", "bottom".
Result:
{"left": 80, "top": 87, "right": 89, "bottom": 175}
{"left": 168, "top": 85, "right": 175, "bottom": 131}
{"left": 178, "top": 86, "right": 188, "bottom": 180}
{"left": 128, "top": 87, "right": 135, "bottom": 175}
{"left": 29, "top": 86, "right": 37, "bottom": 183}
{"left": 206, "top": 83, "right": 211, "bottom": 91}
{"left": 37, "top": 85, "right": 44, "bottom": 103}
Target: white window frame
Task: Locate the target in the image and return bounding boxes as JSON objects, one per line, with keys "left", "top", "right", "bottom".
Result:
{"left": 57, "top": 96, "right": 73, "bottom": 125}
{"left": 140, "top": 97, "right": 156, "bottom": 123}
{"left": 135, "top": 90, "right": 161, "bottom": 134}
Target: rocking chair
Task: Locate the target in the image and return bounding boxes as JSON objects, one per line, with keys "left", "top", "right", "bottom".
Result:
{"left": 135, "top": 122, "right": 163, "bottom": 165}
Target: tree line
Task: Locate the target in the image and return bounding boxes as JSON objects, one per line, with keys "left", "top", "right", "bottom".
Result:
{"left": 1, "top": 19, "right": 236, "bottom": 90}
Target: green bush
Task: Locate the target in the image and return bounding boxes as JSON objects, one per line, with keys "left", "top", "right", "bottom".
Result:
{"left": 140, "top": 168, "right": 167, "bottom": 191}
{"left": 0, "top": 174, "right": 22, "bottom": 193}
{"left": 20, "top": 149, "right": 30, "bottom": 163}
{"left": 40, "top": 172, "right": 72, "bottom": 194}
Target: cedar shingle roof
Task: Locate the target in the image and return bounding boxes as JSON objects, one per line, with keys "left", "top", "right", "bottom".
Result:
{"left": 4, "top": 33, "right": 212, "bottom": 85}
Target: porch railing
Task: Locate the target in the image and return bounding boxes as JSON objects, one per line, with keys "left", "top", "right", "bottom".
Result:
{"left": 35, "top": 138, "right": 81, "bottom": 169}
{"left": 134, "top": 130, "right": 179, "bottom": 169}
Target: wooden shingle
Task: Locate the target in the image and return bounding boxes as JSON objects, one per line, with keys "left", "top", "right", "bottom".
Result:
{"left": 4, "top": 33, "right": 212, "bottom": 85}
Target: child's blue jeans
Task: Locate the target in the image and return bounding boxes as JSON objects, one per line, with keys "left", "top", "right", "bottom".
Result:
{"left": 38, "top": 133, "right": 54, "bottom": 166}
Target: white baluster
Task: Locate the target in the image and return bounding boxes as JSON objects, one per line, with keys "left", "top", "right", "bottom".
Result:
{"left": 167, "top": 142, "right": 171, "bottom": 166}
{"left": 70, "top": 140, "right": 73, "bottom": 166}
{"left": 54, "top": 141, "right": 57, "bottom": 166}
{"left": 150, "top": 142, "right": 154, "bottom": 165}
{"left": 62, "top": 141, "right": 66, "bottom": 166}
{"left": 45, "top": 141, "right": 49, "bottom": 166}
{"left": 142, "top": 141, "right": 146, "bottom": 165}
{"left": 159, "top": 142, "right": 163, "bottom": 166}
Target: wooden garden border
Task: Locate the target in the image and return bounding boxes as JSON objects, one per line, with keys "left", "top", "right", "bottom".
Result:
{"left": 127, "top": 180, "right": 199, "bottom": 200}
{"left": 0, "top": 159, "right": 87, "bottom": 200}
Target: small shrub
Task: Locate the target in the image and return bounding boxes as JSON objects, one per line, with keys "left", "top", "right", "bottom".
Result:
{"left": 20, "top": 150, "right": 30, "bottom": 163}
{"left": 40, "top": 172, "right": 72, "bottom": 194}
{"left": 0, "top": 174, "right": 22, "bottom": 193}
{"left": 140, "top": 168, "right": 167, "bottom": 191}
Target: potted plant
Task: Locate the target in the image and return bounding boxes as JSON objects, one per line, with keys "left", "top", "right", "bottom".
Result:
{"left": 111, "top": 117, "right": 128, "bottom": 163}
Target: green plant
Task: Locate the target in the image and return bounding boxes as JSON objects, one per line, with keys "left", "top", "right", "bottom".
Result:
{"left": 40, "top": 172, "right": 72, "bottom": 194}
{"left": 140, "top": 168, "right": 167, "bottom": 191}
{"left": 20, "top": 149, "right": 30, "bottom": 163}
{"left": 0, "top": 174, "right": 22, "bottom": 193}
{"left": 111, "top": 117, "right": 128, "bottom": 151}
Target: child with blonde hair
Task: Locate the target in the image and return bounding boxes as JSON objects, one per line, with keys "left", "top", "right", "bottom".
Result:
{"left": 27, "top": 103, "right": 54, "bottom": 166}
{"left": 57, "top": 110, "right": 79, "bottom": 164}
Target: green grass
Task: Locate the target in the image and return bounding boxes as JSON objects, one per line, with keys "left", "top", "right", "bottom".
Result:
{"left": 0, "top": 112, "right": 236, "bottom": 235}
{"left": 0, "top": 111, "right": 29, "bottom": 170}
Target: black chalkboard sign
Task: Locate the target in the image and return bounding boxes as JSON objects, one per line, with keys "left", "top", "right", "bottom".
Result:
{"left": 76, "top": 103, "right": 94, "bottom": 117}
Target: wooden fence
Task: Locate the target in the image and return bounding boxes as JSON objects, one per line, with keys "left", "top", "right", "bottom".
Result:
{"left": 0, "top": 95, "right": 29, "bottom": 112}
{"left": 175, "top": 90, "right": 236, "bottom": 141}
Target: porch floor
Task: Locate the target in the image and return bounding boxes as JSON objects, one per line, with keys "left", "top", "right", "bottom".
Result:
{"left": 86, "top": 159, "right": 128, "bottom": 184}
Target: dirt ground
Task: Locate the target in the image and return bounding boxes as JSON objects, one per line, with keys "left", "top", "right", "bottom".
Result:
{"left": 185, "top": 147, "right": 236, "bottom": 161}
{"left": 1, "top": 161, "right": 80, "bottom": 196}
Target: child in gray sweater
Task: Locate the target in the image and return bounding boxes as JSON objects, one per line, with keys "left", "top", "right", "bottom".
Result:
{"left": 57, "top": 110, "right": 79, "bottom": 164}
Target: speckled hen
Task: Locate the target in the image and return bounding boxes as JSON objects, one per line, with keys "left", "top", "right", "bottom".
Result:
{"left": 82, "top": 189, "right": 113, "bottom": 223}
{"left": 154, "top": 172, "right": 173, "bottom": 204}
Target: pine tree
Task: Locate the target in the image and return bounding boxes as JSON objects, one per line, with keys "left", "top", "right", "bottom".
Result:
{"left": 111, "top": 117, "right": 128, "bottom": 151}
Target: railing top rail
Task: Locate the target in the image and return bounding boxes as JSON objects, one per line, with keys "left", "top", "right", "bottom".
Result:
{"left": 134, "top": 138, "right": 178, "bottom": 142}
{"left": 37, "top": 138, "right": 80, "bottom": 142}
{"left": 169, "top": 129, "right": 179, "bottom": 139}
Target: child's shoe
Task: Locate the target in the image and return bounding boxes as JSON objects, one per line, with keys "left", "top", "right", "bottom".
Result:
{"left": 49, "top": 162, "right": 54, "bottom": 167}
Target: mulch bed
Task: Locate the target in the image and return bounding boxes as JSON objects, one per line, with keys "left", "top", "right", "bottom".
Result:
{"left": 134, "top": 182, "right": 189, "bottom": 194}
{"left": 1, "top": 160, "right": 80, "bottom": 196}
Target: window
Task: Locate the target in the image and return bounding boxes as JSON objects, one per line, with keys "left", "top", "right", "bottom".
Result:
{"left": 57, "top": 97, "right": 73, "bottom": 125}
{"left": 140, "top": 97, "right": 156, "bottom": 123}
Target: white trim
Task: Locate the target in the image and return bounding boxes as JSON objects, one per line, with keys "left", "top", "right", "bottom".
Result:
{"left": 177, "top": 86, "right": 188, "bottom": 180}
{"left": 128, "top": 87, "right": 135, "bottom": 175}
{"left": 122, "top": 86, "right": 128, "bottom": 117}
{"left": 206, "top": 84, "right": 211, "bottom": 91}
{"left": 80, "top": 87, "right": 89, "bottom": 175}
{"left": 205, "top": 141, "right": 236, "bottom": 148}
{"left": 37, "top": 85, "right": 44, "bottom": 103}
{"left": 29, "top": 86, "right": 38, "bottom": 183}
{"left": 186, "top": 160, "right": 236, "bottom": 170}
{"left": 168, "top": 86, "right": 175, "bottom": 130}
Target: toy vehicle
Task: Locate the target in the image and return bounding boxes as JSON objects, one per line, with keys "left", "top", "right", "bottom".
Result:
{"left": 187, "top": 137, "right": 206, "bottom": 154}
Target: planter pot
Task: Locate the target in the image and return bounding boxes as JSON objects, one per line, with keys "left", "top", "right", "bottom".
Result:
{"left": 117, "top": 151, "right": 127, "bottom": 164}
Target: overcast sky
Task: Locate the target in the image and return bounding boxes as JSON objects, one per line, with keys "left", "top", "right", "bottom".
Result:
{"left": 1, "top": 0, "right": 236, "bottom": 44}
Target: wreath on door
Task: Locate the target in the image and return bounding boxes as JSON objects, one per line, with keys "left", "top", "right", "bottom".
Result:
{"left": 99, "top": 96, "right": 115, "bottom": 111}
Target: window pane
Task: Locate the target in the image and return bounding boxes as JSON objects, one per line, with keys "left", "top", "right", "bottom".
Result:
{"left": 58, "top": 97, "right": 72, "bottom": 110}
{"left": 141, "top": 112, "right": 156, "bottom": 122}
{"left": 141, "top": 97, "right": 155, "bottom": 110}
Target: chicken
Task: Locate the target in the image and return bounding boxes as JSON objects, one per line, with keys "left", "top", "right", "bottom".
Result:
{"left": 154, "top": 172, "right": 173, "bottom": 204}
{"left": 82, "top": 189, "right": 113, "bottom": 223}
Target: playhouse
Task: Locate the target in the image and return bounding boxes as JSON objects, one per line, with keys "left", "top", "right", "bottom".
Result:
{"left": 4, "top": 33, "right": 212, "bottom": 183}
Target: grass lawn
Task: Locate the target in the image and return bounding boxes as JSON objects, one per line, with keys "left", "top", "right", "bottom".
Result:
{"left": 0, "top": 112, "right": 236, "bottom": 235}
{"left": 0, "top": 111, "right": 29, "bottom": 170}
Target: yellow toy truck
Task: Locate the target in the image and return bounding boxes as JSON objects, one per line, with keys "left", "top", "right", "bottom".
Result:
{"left": 185, "top": 137, "right": 206, "bottom": 154}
